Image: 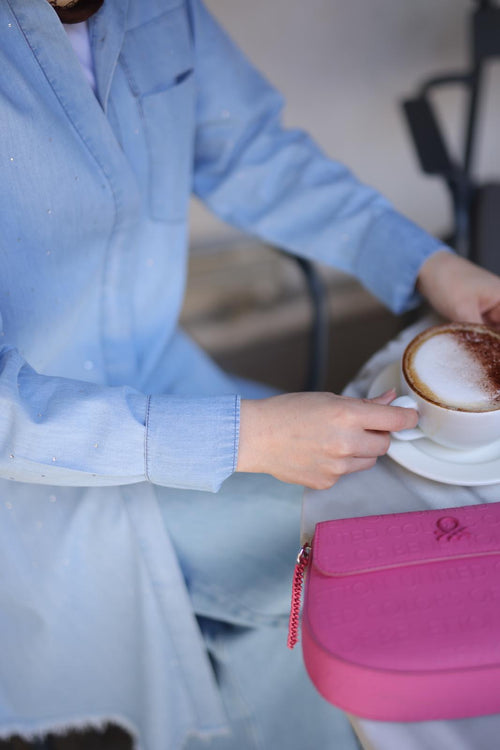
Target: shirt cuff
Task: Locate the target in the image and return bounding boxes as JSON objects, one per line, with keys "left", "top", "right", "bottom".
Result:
{"left": 146, "top": 394, "right": 240, "bottom": 492}
{"left": 354, "top": 208, "right": 448, "bottom": 314}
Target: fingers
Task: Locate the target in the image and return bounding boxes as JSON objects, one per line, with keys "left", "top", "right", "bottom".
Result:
{"left": 347, "top": 456, "right": 378, "bottom": 473}
{"left": 354, "top": 430, "right": 392, "bottom": 458}
{"left": 355, "top": 398, "right": 418, "bottom": 432}
{"left": 370, "top": 388, "right": 396, "bottom": 405}
{"left": 333, "top": 456, "right": 378, "bottom": 476}
{"left": 332, "top": 423, "right": 391, "bottom": 459}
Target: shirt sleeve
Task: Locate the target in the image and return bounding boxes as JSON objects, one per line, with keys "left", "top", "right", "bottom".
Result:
{"left": 0, "top": 336, "right": 239, "bottom": 492}
{"left": 189, "top": 0, "right": 445, "bottom": 315}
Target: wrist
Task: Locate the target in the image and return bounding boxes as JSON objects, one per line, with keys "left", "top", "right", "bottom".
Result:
{"left": 416, "top": 247, "right": 454, "bottom": 297}
{"left": 236, "top": 398, "right": 270, "bottom": 474}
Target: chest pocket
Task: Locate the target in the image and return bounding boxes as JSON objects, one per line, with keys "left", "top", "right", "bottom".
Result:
{"left": 120, "top": 5, "right": 196, "bottom": 222}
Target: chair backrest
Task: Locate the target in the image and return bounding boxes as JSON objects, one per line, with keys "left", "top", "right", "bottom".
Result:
{"left": 473, "top": 2, "right": 500, "bottom": 65}
{"left": 401, "top": 0, "right": 500, "bottom": 260}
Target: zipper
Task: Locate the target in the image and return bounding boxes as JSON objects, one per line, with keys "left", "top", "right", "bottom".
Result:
{"left": 287, "top": 542, "right": 311, "bottom": 649}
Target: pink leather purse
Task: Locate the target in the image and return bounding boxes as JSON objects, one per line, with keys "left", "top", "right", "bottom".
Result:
{"left": 288, "top": 501, "right": 500, "bottom": 721}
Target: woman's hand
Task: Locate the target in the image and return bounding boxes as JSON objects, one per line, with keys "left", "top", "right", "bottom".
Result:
{"left": 236, "top": 389, "right": 417, "bottom": 489}
{"left": 417, "top": 250, "right": 500, "bottom": 327}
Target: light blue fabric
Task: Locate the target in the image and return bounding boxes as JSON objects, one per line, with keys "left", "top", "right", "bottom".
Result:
{"left": 0, "top": 0, "right": 445, "bottom": 747}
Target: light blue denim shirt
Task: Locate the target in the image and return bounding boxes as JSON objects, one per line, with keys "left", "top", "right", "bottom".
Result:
{"left": 0, "top": 0, "right": 444, "bottom": 746}
{"left": 1, "top": 0, "right": 443, "bottom": 495}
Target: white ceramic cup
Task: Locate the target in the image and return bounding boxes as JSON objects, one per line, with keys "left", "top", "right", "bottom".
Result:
{"left": 392, "top": 323, "right": 500, "bottom": 452}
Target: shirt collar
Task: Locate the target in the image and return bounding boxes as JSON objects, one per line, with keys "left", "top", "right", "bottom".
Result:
{"left": 7, "top": 0, "right": 129, "bottom": 112}
{"left": 87, "top": 0, "right": 129, "bottom": 110}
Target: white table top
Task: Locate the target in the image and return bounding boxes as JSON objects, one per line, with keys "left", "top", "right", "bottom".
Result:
{"left": 301, "top": 316, "right": 500, "bottom": 750}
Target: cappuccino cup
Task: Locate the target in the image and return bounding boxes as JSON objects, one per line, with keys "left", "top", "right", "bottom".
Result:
{"left": 391, "top": 323, "right": 500, "bottom": 452}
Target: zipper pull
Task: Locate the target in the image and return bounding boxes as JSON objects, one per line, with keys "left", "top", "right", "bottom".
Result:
{"left": 287, "top": 543, "right": 311, "bottom": 650}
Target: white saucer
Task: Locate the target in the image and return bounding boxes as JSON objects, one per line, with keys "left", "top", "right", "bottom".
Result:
{"left": 367, "top": 361, "right": 500, "bottom": 486}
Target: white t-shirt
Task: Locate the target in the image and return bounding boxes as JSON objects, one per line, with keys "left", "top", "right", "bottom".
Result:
{"left": 64, "top": 21, "right": 96, "bottom": 92}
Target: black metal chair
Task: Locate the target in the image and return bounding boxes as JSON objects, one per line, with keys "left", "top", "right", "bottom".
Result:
{"left": 401, "top": 0, "right": 500, "bottom": 273}
{"left": 282, "top": 253, "right": 329, "bottom": 392}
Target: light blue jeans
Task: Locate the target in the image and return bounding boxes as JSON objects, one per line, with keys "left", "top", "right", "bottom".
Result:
{"left": 157, "top": 468, "right": 360, "bottom": 749}
{"left": 186, "top": 616, "right": 361, "bottom": 750}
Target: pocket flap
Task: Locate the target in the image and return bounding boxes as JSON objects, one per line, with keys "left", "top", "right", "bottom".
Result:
{"left": 121, "top": 6, "right": 193, "bottom": 97}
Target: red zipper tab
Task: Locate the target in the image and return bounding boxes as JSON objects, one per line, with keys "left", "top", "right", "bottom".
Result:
{"left": 287, "top": 543, "right": 311, "bottom": 649}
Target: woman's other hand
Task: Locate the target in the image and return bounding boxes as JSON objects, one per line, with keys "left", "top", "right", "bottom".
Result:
{"left": 417, "top": 250, "right": 500, "bottom": 328}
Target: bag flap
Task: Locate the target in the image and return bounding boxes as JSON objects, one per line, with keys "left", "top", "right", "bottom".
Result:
{"left": 313, "top": 501, "right": 500, "bottom": 575}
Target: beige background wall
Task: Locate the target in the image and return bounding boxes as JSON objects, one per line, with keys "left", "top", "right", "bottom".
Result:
{"left": 189, "top": 0, "right": 500, "bottom": 251}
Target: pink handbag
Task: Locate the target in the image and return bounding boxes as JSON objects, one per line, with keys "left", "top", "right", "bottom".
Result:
{"left": 288, "top": 501, "right": 500, "bottom": 721}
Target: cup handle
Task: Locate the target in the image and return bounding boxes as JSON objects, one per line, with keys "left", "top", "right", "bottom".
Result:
{"left": 390, "top": 395, "right": 424, "bottom": 441}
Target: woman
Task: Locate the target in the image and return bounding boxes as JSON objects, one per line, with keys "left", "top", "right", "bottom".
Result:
{"left": 1, "top": 0, "right": 500, "bottom": 747}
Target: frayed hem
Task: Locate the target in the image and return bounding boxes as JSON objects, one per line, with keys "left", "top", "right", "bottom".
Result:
{"left": 0, "top": 715, "right": 139, "bottom": 749}
{"left": 0, "top": 717, "right": 232, "bottom": 750}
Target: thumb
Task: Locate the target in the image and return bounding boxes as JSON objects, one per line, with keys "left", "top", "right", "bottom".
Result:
{"left": 483, "top": 302, "right": 500, "bottom": 327}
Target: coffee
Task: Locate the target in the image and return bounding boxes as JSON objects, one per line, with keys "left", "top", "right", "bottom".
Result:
{"left": 403, "top": 323, "right": 500, "bottom": 413}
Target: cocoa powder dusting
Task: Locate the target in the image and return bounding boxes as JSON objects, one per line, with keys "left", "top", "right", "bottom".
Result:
{"left": 458, "top": 328, "right": 500, "bottom": 405}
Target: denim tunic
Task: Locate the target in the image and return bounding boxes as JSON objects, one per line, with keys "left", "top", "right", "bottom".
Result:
{"left": 0, "top": 0, "right": 443, "bottom": 747}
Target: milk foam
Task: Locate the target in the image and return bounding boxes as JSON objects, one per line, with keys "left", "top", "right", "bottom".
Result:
{"left": 413, "top": 333, "right": 493, "bottom": 409}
